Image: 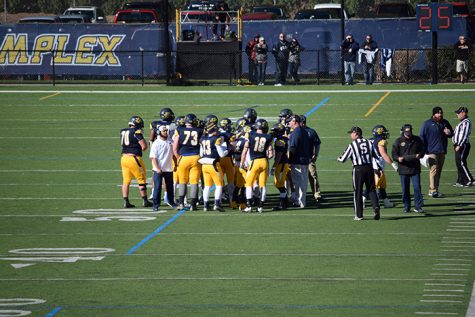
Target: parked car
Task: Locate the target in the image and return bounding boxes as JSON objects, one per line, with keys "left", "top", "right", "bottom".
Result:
{"left": 63, "top": 6, "right": 106, "bottom": 23}
{"left": 294, "top": 9, "right": 331, "bottom": 20}
{"left": 375, "top": 2, "right": 415, "bottom": 18}
{"left": 242, "top": 12, "right": 277, "bottom": 20}
{"left": 250, "top": 6, "right": 287, "bottom": 19}
{"left": 58, "top": 14, "right": 92, "bottom": 23}
{"left": 114, "top": 9, "right": 160, "bottom": 23}
{"left": 122, "top": 1, "right": 172, "bottom": 21}
{"left": 313, "top": 3, "right": 349, "bottom": 19}
{"left": 19, "top": 16, "right": 61, "bottom": 23}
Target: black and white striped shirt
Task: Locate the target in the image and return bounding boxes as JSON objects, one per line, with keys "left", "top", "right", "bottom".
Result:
{"left": 338, "top": 137, "right": 379, "bottom": 168}
{"left": 452, "top": 118, "right": 471, "bottom": 146}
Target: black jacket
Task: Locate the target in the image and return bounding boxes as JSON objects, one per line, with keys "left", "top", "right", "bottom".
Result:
{"left": 391, "top": 135, "right": 425, "bottom": 175}
{"left": 341, "top": 39, "right": 359, "bottom": 62}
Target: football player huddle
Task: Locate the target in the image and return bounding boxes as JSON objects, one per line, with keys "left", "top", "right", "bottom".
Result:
{"left": 121, "top": 107, "right": 320, "bottom": 213}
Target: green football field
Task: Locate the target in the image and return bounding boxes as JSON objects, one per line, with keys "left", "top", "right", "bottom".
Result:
{"left": 0, "top": 84, "right": 474, "bottom": 317}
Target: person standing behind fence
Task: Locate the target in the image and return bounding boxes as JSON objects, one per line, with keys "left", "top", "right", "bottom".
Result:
{"left": 245, "top": 34, "right": 260, "bottom": 84}
{"left": 341, "top": 34, "right": 359, "bottom": 85}
{"left": 419, "top": 106, "right": 453, "bottom": 198}
{"left": 288, "top": 38, "right": 304, "bottom": 84}
{"left": 254, "top": 37, "right": 268, "bottom": 86}
{"left": 454, "top": 35, "right": 471, "bottom": 84}
{"left": 338, "top": 126, "right": 381, "bottom": 221}
{"left": 212, "top": 1, "right": 229, "bottom": 40}
{"left": 360, "top": 34, "right": 378, "bottom": 85}
{"left": 272, "top": 33, "right": 290, "bottom": 86}
{"left": 391, "top": 124, "right": 425, "bottom": 213}
{"left": 452, "top": 106, "right": 473, "bottom": 187}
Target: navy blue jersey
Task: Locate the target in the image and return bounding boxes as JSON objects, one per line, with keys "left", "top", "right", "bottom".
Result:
{"left": 274, "top": 135, "right": 289, "bottom": 164}
{"left": 248, "top": 131, "right": 272, "bottom": 160}
{"left": 220, "top": 131, "right": 234, "bottom": 158}
{"left": 120, "top": 127, "right": 144, "bottom": 156}
{"left": 200, "top": 134, "right": 223, "bottom": 160}
{"left": 177, "top": 127, "right": 203, "bottom": 156}
{"left": 234, "top": 136, "right": 246, "bottom": 162}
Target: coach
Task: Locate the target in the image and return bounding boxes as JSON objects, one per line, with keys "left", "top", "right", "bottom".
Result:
{"left": 288, "top": 115, "right": 311, "bottom": 208}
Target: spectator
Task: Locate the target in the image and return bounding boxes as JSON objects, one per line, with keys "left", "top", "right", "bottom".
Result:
{"left": 454, "top": 35, "right": 471, "bottom": 84}
{"left": 288, "top": 38, "right": 304, "bottom": 84}
{"left": 419, "top": 106, "right": 453, "bottom": 198}
{"left": 301, "top": 115, "right": 322, "bottom": 205}
{"left": 391, "top": 124, "right": 425, "bottom": 213}
{"left": 272, "top": 32, "right": 290, "bottom": 86}
{"left": 213, "top": 1, "right": 229, "bottom": 40}
{"left": 245, "top": 34, "right": 260, "bottom": 84}
{"left": 341, "top": 34, "right": 359, "bottom": 85}
{"left": 359, "top": 34, "right": 378, "bottom": 85}
{"left": 452, "top": 106, "right": 473, "bottom": 187}
{"left": 337, "top": 126, "right": 380, "bottom": 220}
{"left": 288, "top": 115, "right": 311, "bottom": 208}
{"left": 150, "top": 125, "right": 175, "bottom": 211}
{"left": 254, "top": 37, "right": 268, "bottom": 86}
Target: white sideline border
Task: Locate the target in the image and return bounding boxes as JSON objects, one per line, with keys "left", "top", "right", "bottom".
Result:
{"left": 1, "top": 88, "right": 475, "bottom": 94}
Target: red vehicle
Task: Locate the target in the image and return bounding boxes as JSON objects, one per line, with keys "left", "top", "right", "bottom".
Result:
{"left": 114, "top": 9, "right": 160, "bottom": 23}
{"left": 241, "top": 12, "right": 277, "bottom": 21}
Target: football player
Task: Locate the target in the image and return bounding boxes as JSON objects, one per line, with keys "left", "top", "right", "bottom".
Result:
{"left": 173, "top": 113, "right": 203, "bottom": 211}
{"left": 278, "top": 108, "right": 293, "bottom": 132}
{"left": 367, "top": 125, "right": 397, "bottom": 208}
{"left": 270, "top": 123, "right": 290, "bottom": 211}
{"left": 240, "top": 119, "right": 274, "bottom": 213}
{"left": 232, "top": 118, "right": 248, "bottom": 210}
{"left": 242, "top": 108, "right": 258, "bottom": 132}
{"left": 218, "top": 118, "right": 235, "bottom": 205}
{"left": 149, "top": 107, "right": 176, "bottom": 143}
{"left": 199, "top": 122, "right": 228, "bottom": 211}
{"left": 120, "top": 116, "right": 153, "bottom": 208}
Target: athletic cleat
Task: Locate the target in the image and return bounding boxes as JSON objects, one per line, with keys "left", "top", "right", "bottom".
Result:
{"left": 373, "top": 208, "right": 381, "bottom": 220}
{"left": 428, "top": 192, "right": 443, "bottom": 198}
{"left": 152, "top": 207, "right": 159, "bottom": 212}
{"left": 214, "top": 205, "right": 225, "bottom": 212}
{"left": 124, "top": 202, "right": 135, "bottom": 208}
{"left": 190, "top": 204, "right": 197, "bottom": 212}
{"left": 142, "top": 200, "right": 153, "bottom": 208}
{"left": 354, "top": 216, "right": 363, "bottom": 221}
{"left": 257, "top": 207, "right": 263, "bottom": 213}
{"left": 239, "top": 203, "right": 246, "bottom": 212}
{"left": 402, "top": 208, "right": 410, "bottom": 213}
{"left": 414, "top": 207, "right": 425, "bottom": 213}
{"left": 383, "top": 198, "right": 394, "bottom": 208}
{"left": 362, "top": 196, "right": 366, "bottom": 209}
{"left": 453, "top": 183, "right": 469, "bottom": 188}
{"left": 244, "top": 206, "right": 252, "bottom": 213}
{"left": 177, "top": 203, "right": 185, "bottom": 210}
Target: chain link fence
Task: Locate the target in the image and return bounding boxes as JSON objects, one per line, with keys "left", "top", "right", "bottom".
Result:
{"left": 0, "top": 47, "right": 472, "bottom": 85}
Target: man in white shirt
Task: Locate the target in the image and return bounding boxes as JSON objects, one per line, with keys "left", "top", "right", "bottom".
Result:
{"left": 150, "top": 125, "right": 175, "bottom": 211}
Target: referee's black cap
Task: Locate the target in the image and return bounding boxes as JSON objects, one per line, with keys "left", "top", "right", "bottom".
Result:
{"left": 455, "top": 106, "right": 468, "bottom": 114}
{"left": 348, "top": 126, "right": 362, "bottom": 135}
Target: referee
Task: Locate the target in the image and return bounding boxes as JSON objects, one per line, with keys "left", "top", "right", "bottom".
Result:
{"left": 338, "top": 126, "right": 381, "bottom": 220}
{"left": 452, "top": 106, "right": 473, "bottom": 186}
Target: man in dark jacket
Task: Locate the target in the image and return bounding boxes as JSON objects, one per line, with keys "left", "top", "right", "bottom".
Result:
{"left": 419, "top": 106, "right": 453, "bottom": 198}
{"left": 341, "top": 34, "right": 359, "bottom": 85}
{"left": 245, "top": 34, "right": 260, "bottom": 84}
{"left": 360, "top": 34, "right": 378, "bottom": 85}
{"left": 392, "top": 124, "right": 425, "bottom": 213}
{"left": 272, "top": 32, "right": 290, "bottom": 86}
{"left": 288, "top": 115, "right": 311, "bottom": 208}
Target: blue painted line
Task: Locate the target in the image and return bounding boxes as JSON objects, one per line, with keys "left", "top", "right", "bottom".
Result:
{"left": 45, "top": 307, "right": 62, "bottom": 317}
{"left": 127, "top": 208, "right": 188, "bottom": 255}
{"left": 305, "top": 97, "right": 330, "bottom": 118}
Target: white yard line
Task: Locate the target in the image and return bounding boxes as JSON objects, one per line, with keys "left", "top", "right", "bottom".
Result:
{"left": 466, "top": 281, "right": 475, "bottom": 317}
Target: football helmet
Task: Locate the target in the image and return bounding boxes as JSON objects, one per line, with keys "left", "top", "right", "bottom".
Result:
{"left": 243, "top": 108, "right": 257, "bottom": 124}
{"left": 278, "top": 109, "right": 293, "bottom": 124}
{"left": 372, "top": 125, "right": 389, "bottom": 140}
{"left": 220, "top": 118, "right": 232, "bottom": 132}
{"left": 204, "top": 114, "right": 218, "bottom": 125}
{"left": 253, "top": 118, "right": 269, "bottom": 133}
{"left": 205, "top": 121, "right": 218, "bottom": 133}
{"left": 128, "top": 116, "right": 144, "bottom": 129}
{"left": 176, "top": 116, "right": 185, "bottom": 127}
{"left": 185, "top": 113, "right": 199, "bottom": 127}
{"left": 271, "top": 123, "right": 285, "bottom": 137}
{"left": 159, "top": 108, "right": 175, "bottom": 122}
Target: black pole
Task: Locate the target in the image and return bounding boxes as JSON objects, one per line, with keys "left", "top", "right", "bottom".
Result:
{"left": 52, "top": 50, "right": 56, "bottom": 87}
{"left": 431, "top": 0, "right": 438, "bottom": 84}
{"left": 141, "top": 50, "right": 144, "bottom": 86}
{"left": 340, "top": 0, "right": 345, "bottom": 85}
{"left": 164, "top": 0, "right": 171, "bottom": 85}
{"left": 317, "top": 49, "right": 320, "bottom": 85}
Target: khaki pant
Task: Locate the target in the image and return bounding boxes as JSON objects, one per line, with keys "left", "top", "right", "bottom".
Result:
{"left": 308, "top": 161, "right": 321, "bottom": 200}
{"left": 428, "top": 153, "right": 445, "bottom": 194}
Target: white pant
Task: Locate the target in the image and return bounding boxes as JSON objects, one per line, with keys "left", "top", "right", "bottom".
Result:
{"left": 291, "top": 164, "right": 309, "bottom": 208}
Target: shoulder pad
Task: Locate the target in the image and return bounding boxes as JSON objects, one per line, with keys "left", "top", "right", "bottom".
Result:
{"left": 378, "top": 139, "right": 387, "bottom": 147}
{"left": 135, "top": 129, "right": 143, "bottom": 135}
{"left": 215, "top": 137, "right": 223, "bottom": 145}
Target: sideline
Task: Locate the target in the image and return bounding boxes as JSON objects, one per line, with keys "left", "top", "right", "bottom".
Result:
{"left": 45, "top": 306, "right": 62, "bottom": 317}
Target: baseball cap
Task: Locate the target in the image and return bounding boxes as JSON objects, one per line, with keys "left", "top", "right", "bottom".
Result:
{"left": 348, "top": 126, "right": 362, "bottom": 135}
{"left": 432, "top": 106, "right": 443, "bottom": 115}
{"left": 455, "top": 106, "right": 468, "bottom": 114}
